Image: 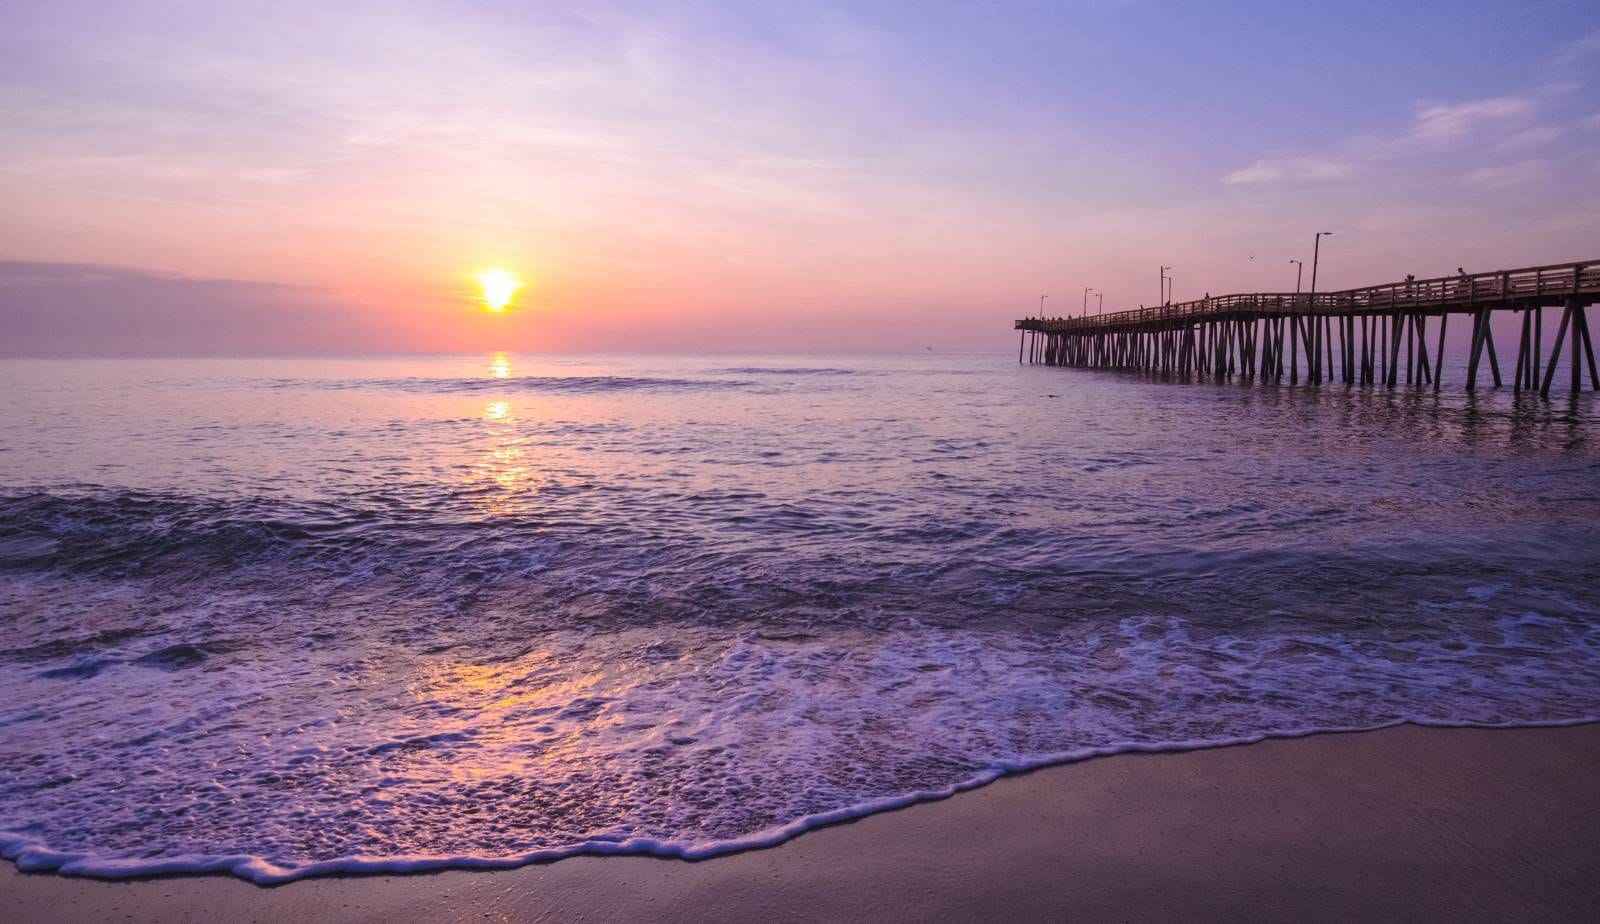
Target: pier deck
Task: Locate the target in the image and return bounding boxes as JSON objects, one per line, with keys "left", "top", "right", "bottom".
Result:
{"left": 1016, "top": 260, "right": 1600, "bottom": 394}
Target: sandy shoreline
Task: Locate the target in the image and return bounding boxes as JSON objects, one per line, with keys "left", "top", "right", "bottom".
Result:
{"left": 4, "top": 723, "right": 1599, "bottom": 922}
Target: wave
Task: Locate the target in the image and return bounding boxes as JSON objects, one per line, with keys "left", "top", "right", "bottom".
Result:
{"left": 270, "top": 375, "right": 753, "bottom": 395}
{"left": 0, "top": 489, "right": 400, "bottom": 580}
{"left": 3, "top": 716, "right": 1597, "bottom": 883}
{"left": 711, "top": 367, "right": 856, "bottom": 376}
{"left": 4, "top": 487, "right": 1600, "bottom": 884}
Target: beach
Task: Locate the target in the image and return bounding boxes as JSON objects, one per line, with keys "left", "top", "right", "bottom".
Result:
{"left": 5, "top": 723, "right": 1598, "bottom": 922}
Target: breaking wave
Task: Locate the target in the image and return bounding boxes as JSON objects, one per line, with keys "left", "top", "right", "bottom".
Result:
{"left": 3, "top": 483, "right": 1600, "bottom": 883}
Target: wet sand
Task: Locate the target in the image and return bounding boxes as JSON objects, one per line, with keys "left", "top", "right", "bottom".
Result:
{"left": 4, "top": 723, "right": 1599, "bottom": 923}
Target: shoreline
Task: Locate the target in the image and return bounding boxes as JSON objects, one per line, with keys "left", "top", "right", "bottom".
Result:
{"left": 6, "top": 716, "right": 1598, "bottom": 884}
{"left": 4, "top": 722, "right": 1600, "bottom": 921}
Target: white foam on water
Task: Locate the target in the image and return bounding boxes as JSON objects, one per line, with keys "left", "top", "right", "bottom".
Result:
{"left": 3, "top": 600, "right": 1599, "bottom": 884}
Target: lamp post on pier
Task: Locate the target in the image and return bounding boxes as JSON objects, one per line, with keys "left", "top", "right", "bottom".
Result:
{"left": 1310, "top": 233, "right": 1332, "bottom": 298}
{"left": 1096, "top": 292, "right": 1104, "bottom": 315}
{"left": 1160, "top": 266, "right": 1172, "bottom": 307}
{"left": 1082, "top": 287, "right": 1095, "bottom": 318}
{"left": 1309, "top": 232, "right": 1333, "bottom": 382}
{"left": 1290, "top": 259, "right": 1303, "bottom": 294}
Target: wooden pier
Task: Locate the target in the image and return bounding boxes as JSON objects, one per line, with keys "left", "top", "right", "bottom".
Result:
{"left": 1016, "top": 260, "right": 1600, "bottom": 395}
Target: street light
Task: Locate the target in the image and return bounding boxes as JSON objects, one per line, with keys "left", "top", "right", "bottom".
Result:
{"left": 1309, "top": 233, "right": 1333, "bottom": 383}
{"left": 1159, "top": 266, "right": 1172, "bottom": 306}
{"left": 1096, "top": 292, "right": 1104, "bottom": 315}
{"left": 1082, "top": 287, "right": 1095, "bottom": 317}
{"left": 1310, "top": 233, "right": 1332, "bottom": 297}
{"left": 1290, "top": 259, "right": 1303, "bottom": 294}
{"left": 1039, "top": 294, "right": 1048, "bottom": 319}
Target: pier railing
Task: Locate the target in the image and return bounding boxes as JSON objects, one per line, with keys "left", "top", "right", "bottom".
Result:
{"left": 1017, "top": 260, "right": 1599, "bottom": 333}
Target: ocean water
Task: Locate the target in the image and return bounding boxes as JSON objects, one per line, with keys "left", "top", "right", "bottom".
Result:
{"left": 2, "top": 352, "right": 1598, "bottom": 882}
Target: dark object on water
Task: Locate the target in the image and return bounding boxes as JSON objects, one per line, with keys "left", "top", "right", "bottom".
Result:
{"left": 39, "top": 658, "right": 116, "bottom": 680}
{"left": 134, "top": 643, "right": 211, "bottom": 670}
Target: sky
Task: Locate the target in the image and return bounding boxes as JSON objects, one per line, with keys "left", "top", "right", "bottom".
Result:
{"left": 2, "top": 0, "right": 1597, "bottom": 354}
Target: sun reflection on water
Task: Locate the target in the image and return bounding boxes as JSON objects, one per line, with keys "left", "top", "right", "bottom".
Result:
{"left": 472, "top": 397, "right": 539, "bottom": 508}
{"left": 489, "top": 353, "right": 512, "bottom": 379}
{"left": 485, "top": 445, "right": 530, "bottom": 490}
{"left": 395, "top": 656, "right": 618, "bottom": 783}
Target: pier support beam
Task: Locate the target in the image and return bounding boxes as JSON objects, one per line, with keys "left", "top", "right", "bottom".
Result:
{"left": 1434, "top": 314, "right": 1447, "bottom": 391}
{"left": 1540, "top": 302, "right": 1574, "bottom": 396}
{"left": 1515, "top": 309, "right": 1532, "bottom": 392}
{"left": 1467, "top": 307, "right": 1489, "bottom": 390}
{"left": 1576, "top": 305, "right": 1600, "bottom": 390}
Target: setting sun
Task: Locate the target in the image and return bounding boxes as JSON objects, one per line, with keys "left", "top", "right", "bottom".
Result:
{"left": 476, "top": 269, "right": 522, "bottom": 312}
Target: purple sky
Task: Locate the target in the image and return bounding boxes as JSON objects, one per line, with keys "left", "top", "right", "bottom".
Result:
{"left": 2, "top": 0, "right": 1597, "bottom": 353}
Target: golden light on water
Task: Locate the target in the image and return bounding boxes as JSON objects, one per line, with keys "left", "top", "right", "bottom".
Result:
{"left": 473, "top": 397, "right": 539, "bottom": 510}
{"left": 476, "top": 269, "right": 522, "bottom": 312}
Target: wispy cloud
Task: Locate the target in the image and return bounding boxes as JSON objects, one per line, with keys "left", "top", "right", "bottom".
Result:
{"left": 1552, "top": 27, "right": 1600, "bottom": 69}
{"left": 0, "top": 260, "right": 311, "bottom": 289}
{"left": 1225, "top": 85, "right": 1586, "bottom": 194}
{"left": 1407, "top": 96, "right": 1536, "bottom": 145}
{"left": 1222, "top": 157, "right": 1352, "bottom": 186}
{"left": 1493, "top": 125, "right": 1563, "bottom": 151}
{"left": 1338, "top": 94, "right": 1541, "bottom": 161}
{"left": 1463, "top": 159, "right": 1547, "bottom": 189}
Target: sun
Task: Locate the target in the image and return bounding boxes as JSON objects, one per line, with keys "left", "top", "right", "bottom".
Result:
{"left": 476, "top": 269, "right": 522, "bottom": 312}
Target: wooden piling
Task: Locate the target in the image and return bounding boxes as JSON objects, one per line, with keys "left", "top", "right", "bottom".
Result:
{"left": 1515, "top": 309, "right": 1531, "bottom": 391}
{"left": 1466, "top": 308, "right": 1488, "bottom": 391}
{"left": 1576, "top": 305, "right": 1600, "bottom": 390}
{"left": 1540, "top": 303, "right": 1572, "bottom": 396}
{"left": 1434, "top": 314, "right": 1447, "bottom": 391}
{"left": 1483, "top": 312, "right": 1502, "bottom": 387}
{"left": 1416, "top": 315, "right": 1431, "bottom": 385}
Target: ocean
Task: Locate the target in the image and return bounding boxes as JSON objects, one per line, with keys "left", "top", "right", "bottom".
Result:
{"left": 2, "top": 352, "right": 1598, "bottom": 882}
